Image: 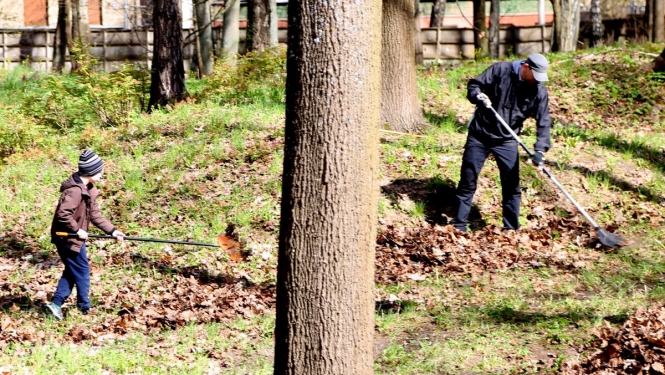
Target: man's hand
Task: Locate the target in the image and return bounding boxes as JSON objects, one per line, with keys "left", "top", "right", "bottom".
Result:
{"left": 112, "top": 230, "right": 125, "bottom": 241}
{"left": 76, "top": 229, "right": 88, "bottom": 240}
{"left": 476, "top": 93, "right": 492, "bottom": 108}
{"left": 531, "top": 151, "right": 545, "bottom": 168}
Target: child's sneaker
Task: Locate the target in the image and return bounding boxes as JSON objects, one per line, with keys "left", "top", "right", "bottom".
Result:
{"left": 45, "top": 302, "right": 63, "bottom": 321}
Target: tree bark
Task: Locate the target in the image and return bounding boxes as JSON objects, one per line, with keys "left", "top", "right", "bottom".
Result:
{"left": 590, "top": 0, "right": 603, "bottom": 47}
{"left": 269, "top": 0, "right": 278, "bottom": 46}
{"left": 552, "top": 0, "right": 581, "bottom": 52}
{"left": 53, "top": 0, "right": 70, "bottom": 73}
{"left": 646, "top": 0, "right": 654, "bottom": 42}
{"left": 489, "top": 0, "right": 499, "bottom": 58}
{"left": 148, "top": 0, "right": 187, "bottom": 110}
{"left": 414, "top": 0, "right": 424, "bottom": 65}
{"left": 473, "top": 0, "right": 488, "bottom": 59}
{"left": 429, "top": 0, "right": 446, "bottom": 28}
{"left": 382, "top": 0, "right": 427, "bottom": 133}
{"left": 195, "top": 0, "right": 213, "bottom": 75}
{"left": 273, "top": 0, "right": 381, "bottom": 373}
{"left": 654, "top": 0, "right": 665, "bottom": 42}
{"left": 245, "top": 0, "right": 270, "bottom": 53}
{"left": 222, "top": 0, "right": 240, "bottom": 58}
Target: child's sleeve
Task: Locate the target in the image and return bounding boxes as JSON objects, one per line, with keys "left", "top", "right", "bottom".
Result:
{"left": 55, "top": 188, "right": 83, "bottom": 232}
{"left": 89, "top": 199, "right": 116, "bottom": 235}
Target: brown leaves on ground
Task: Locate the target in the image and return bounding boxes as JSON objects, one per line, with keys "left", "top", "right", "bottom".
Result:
{"left": 376, "top": 216, "right": 601, "bottom": 284}
{"left": 562, "top": 304, "right": 665, "bottom": 375}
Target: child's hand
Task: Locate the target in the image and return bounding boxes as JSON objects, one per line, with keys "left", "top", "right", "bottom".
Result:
{"left": 112, "top": 230, "right": 125, "bottom": 241}
{"left": 77, "top": 229, "right": 88, "bottom": 239}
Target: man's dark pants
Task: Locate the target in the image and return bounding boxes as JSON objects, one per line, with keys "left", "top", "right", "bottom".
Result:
{"left": 451, "top": 134, "right": 521, "bottom": 231}
{"left": 52, "top": 243, "right": 91, "bottom": 311}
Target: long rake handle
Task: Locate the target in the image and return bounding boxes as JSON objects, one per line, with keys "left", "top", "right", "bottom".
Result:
{"left": 486, "top": 106, "right": 601, "bottom": 230}
{"left": 55, "top": 232, "right": 220, "bottom": 248}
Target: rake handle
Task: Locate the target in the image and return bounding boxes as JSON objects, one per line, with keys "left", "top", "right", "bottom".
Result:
{"left": 486, "top": 106, "right": 601, "bottom": 230}
{"left": 55, "top": 232, "right": 220, "bottom": 248}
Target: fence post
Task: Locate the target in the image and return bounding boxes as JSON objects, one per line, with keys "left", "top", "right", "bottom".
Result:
{"left": 1, "top": 31, "right": 6, "bottom": 68}
{"left": 103, "top": 30, "right": 108, "bottom": 71}
{"left": 436, "top": 26, "right": 441, "bottom": 64}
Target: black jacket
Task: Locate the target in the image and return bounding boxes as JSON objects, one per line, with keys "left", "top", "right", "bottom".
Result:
{"left": 467, "top": 61, "right": 552, "bottom": 152}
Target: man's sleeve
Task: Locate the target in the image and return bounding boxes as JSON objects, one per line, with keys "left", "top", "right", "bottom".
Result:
{"left": 534, "top": 91, "right": 552, "bottom": 152}
{"left": 467, "top": 65, "right": 496, "bottom": 105}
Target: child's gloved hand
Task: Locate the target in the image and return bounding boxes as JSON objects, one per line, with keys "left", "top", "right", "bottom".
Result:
{"left": 77, "top": 229, "right": 88, "bottom": 239}
{"left": 476, "top": 93, "right": 492, "bottom": 108}
{"left": 112, "top": 230, "right": 125, "bottom": 241}
{"left": 531, "top": 151, "right": 545, "bottom": 168}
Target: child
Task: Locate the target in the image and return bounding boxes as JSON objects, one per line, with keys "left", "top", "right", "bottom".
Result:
{"left": 45, "top": 150, "right": 125, "bottom": 320}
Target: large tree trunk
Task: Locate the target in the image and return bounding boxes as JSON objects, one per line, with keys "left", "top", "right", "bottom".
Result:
{"left": 590, "top": 0, "right": 603, "bottom": 47}
{"left": 53, "top": 0, "right": 70, "bottom": 73}
{"left": 245, "top": 0, "right": 270, "bottom": 53}
{"left": 414, "top": 0, "right": 424, "bottom": 65}
{"left": 195, "top": 0, "right": 213, "bottom": 75}
{"left": 273, "top": 0, "right": 381, "bottom": 373}
{"left": 148, "top": 0, "right": 187, "bottom": 110}
{"left": 429, "top": 0, "right": 446, "bottom": 28}
{"left": 473, "top": 0, "right": 488, "bottom": 59}
{"left": 269, "top": 0, "right": 278, "bottom": 46}
{"left": 552, "top": 0, "right": 581, "bottom": 52}
{"left": 222, "top": 0, "right": 239, "bottom": 58}
{"left": 382, "top": 0, "right": 427, "bottom": 133}
{"left": 489, "top": 0, "right": 499, "bottom": 58}
{"left": 654, "top": 0, "right": 665, "bottom": 42}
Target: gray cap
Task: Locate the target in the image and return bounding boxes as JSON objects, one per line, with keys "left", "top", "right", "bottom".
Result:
{"left": 526, "top": 53, "right": 549, "bottom": 82}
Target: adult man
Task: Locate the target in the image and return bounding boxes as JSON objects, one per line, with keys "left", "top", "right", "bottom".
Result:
{"left": 450, "top": 53, "right": 552, "bottom": 232}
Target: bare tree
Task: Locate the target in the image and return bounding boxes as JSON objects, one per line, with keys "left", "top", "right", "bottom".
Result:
{"left": 654, "top": 0, "right": 665, "bottom": 42}
{"left": 222, "top": 0, "right": 240, "bottom": 58}
{"left": 590, "top": 0, "right": 603, "bottom": 47}
{"left": 53, "top": 0, "right": 90, "bottom": 73}
{"left": 473, "top": 0, "right": 488, "bottom": 59}
{"left": 429, "top": 0, "right": 446, "bottom": 28}
{"left": 273, "top": 0, "right": 381, "bottom": 372}
{"left": 382, "top": 0, "right": 427, "bottom": 133}
{"left": 552, "top": 0, "right": 581, "bottom": 52}
{"left": 414, "top": 0, "right": 424, "bottom": 64}
{"left": 195, "top": 0, "right": 213, "bottom": 75}
{"left": 245, "top": 0, "right": 270, "bottom": 52}
{"left": 489, "top": 0, "right": 499, "bottom": 58}
{"left": 148, "top": 0, "right": 187, "bottom": 110}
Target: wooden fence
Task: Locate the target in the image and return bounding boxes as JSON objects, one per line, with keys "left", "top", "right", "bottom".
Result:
{"left": 0, "top": 24, "right": 552, "bottom": 72}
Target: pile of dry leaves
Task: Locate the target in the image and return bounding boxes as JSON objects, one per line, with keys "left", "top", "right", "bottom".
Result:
{"left": 562, "top": 304, "right": 665, "bottom": 375}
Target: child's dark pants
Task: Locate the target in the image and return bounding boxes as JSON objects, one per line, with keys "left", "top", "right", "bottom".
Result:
{"left": 52, "top": 243, "right": 90, "bottom": 311}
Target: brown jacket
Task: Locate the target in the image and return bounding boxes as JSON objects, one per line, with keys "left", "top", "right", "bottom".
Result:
{"left": 50, "top": 173, "right": 115, "bottom": 252}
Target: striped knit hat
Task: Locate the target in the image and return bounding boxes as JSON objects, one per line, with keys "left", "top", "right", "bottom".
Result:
{"left": 78, "top": 150, "right": 104, "bottom": 176}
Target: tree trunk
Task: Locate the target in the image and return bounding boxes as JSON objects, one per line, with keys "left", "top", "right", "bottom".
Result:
{"left": 148, "top": 0, "right": 187, "bottom": 110}
{"left": 195, "top": 0, "right": 213, "bottom": 75}
{"left": 269, "top": 0, "right": 278, "bottom": 46}
{"left": 245, "top": 0, "right": 270, "bottom": 53}
{"left": 382, "top": 0, "right": 427, "bottom": 133}
{"left": 222, "top": 0, "right": 240, "bottom": 58}
{"left": 552, "top": 0, "right": 581, "bottom": 52}
{"left": 273, "top": 0, "right": 381, "bottom": 373}
{"left": 489, "top": 0, "right": 499, "bottom": 58}
{"left": 590, "top": 0, "right": 603, "bottom": 47}
{"left": 473, "top": 0, "right": 488, "bottom": 59}
{"left": 429, "top": 0, "right": 446, "bottom": 28}
{"left": 646, "top": 0, "right": 654, "bottom": 42}
{"left": 53, "top": 0, "right": 70, "bottom": 73}
{"left": 414, "top": 0, "right": 424, "bottom": 65}
{"left": 654, "top": 0, "right": 665, "bottom": 42}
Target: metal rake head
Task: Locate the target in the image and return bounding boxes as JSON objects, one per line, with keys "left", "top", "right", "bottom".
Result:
{"left": 597, "top": 229, "right": 627, "bottom": 249}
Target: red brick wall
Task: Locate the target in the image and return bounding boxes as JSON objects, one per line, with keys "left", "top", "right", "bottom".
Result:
{"left": 24, "top": 0, "right": 48, "bottom": 26}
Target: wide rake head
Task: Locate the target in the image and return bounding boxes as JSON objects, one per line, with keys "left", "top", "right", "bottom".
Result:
{"left": 597, "top": 228, "right": 627, "bottom": 249}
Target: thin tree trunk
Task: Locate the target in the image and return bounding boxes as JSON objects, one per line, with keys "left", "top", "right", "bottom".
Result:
{"left": 274, "top": 0, "right": 381, "bottom": 372}
{"left": 53, "top": 0, "right": 70, "bottom": 73}
{"left": 552, "top": 0, "right": 581, "bottom": 52}
{"left": 222, "top": 0, "right": 239, "bottom": 58}
{"left": 590, "top": 0, "right": 603, "bottom": 47}
{"left": 269, "top": 0, "right": 278, "bottom": 46}
{"left": 382, "top": 0, "right": 427, "bottom": 133}
{"left": 489, "top": 0, "right": 499, "bottom": 58}
{"left": 245, "top": 0, "right": 270, "bottom": 53}
{"left": 414, "top": 0, "right": 424, "bottom": 65}
{"left": 429, "top": 0, "right": 446, "bottom": 28}
{"left": 195, "top": 0, "right": 213, "bottom": 75}
{"left": 473, "top": 0, "right": 488, "bottom": 59}
{"left": 646, "top": 0, "right": 654, "bottom": 42}
{"left": 148, "top": 0, "right": 187, "bottom": 110}
{"left": 654, "top": 0, "right": 665, "bottom": 42}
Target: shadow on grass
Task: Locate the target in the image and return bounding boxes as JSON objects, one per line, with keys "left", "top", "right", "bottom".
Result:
{"left": 380, "top": 177, "right": 488, "bottom": 229}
